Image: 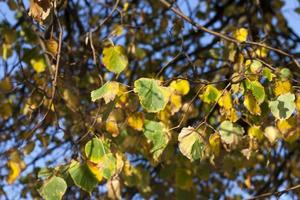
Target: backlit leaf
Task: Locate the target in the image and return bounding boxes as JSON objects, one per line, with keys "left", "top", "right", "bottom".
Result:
{"left": 39, "top": 176, "right": 67, "bottom": 200}
{"left": 30, "top": 56, "right": 46, "bottom": 73}
{"left": 247, "top": 80, "right": 265, "bottom": 104}
{"left": 218, "top": 90, "right": 232, "bottom": 110}
{"left": 209, "top": 133, "right": 221, "bottom": 156}
{"left": 69, "top": 161, "right": 98, "bottom": 193}
{"left": 199, "top": 85, "right": 221, "bottom": 104}
{"left": 269, "top": 93, "right": 295, "bottom": 120}
{"left": 264, "top": 126, "right": 280, "bottom": 144}
{"left": 170, "top": 79, "right": 190, "bottom": 95}
{"left": 91, "top": 81, "right": 119, "bottom": 103}
{"left": 233, "top": 28, "right": 248, "bottom": 42}
{"left": 219, "top": 121, "right": 244, "bottom": 145}
{"left": 248, "top": 126, "right": 264, "bottom": 141}
{"left": 102, "top": 45, "right": 128, "bottom": 74}
{"left": 127, "top": 112, "right": 144, "bottom": 131}
{"left": 144, "top": 120, "right": 169, "bottom": 161}
{"left": 274, "top": 80, "right": 292, "bottom": 96}
{"left": 134, "top": 78, "right": 170, "bottom": 113}
{"left": 178, "top": 126, "right": 205, "bottom": 161}
{"left": 244, "top": 93, "right": 261, "bottom": 115}
{"left": 85, "top": 138, "right": 109, "bottom": 163}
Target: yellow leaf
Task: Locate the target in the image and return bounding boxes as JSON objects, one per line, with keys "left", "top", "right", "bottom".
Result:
{"left": 30, "top": 56, "right": 46, "bottom": 73}
{"left": 274, "top": 80, "right": 292, "bottom": 96}
{"left": 127, "top": 112, "right": 144, "bottom": 131}
{"left": 218, "top": 90, "right": 232, "bottom": 110}
{"left": 244, "top": 175, "right": 252, "bottom": 189}
{"left": 111, "top": 24, "right": 124, "bottom": 37}
{"left": 28, "top": 0, "right": 52, "bottom": 23}
{"left": 45, "top": 39, "right": 58, "bottom": 56}
{"left": 227, "top": 108, "right": 239, "bottom": 122}
{"left": 0, "top": 77, "right": 13, "bottom": 92}
{"left": 87, "top": 162, "right": 103, "bottom": 182}
{"left": 116, "top": 84, "right": 128, "bottom": 107}
{"left": 248, "top": 126, "right": 264, "bottom": 141}
{"left": 277, "top": 117, "right": 296, "bottom": 134}
{"left": 209, "top": 133, "right": 221, "bottom": 156}
{"left": 169, "top": 79, "right": 190, "bottom": 95}
{"left": 6, "top": 152, "right": 25, "bottom": 185}
{"left": 244, "top": 94, "right": 261, "bottom": 115}
{"left": 199, "top": 85, "right": 221, "bottom": 104}
{"left": 158, "top": 109, "right": 171, "bottom": 124}
{"left": 233, "top": 28, "right": 248, "bottom": 42}
{"left": 277, "top": 117, "right": 300, "bottom": 143}
{"left": 0, "top": 102, "right": 13, "bottom": 120}
{"left": 169, "top": 94, "right": 182, "bottom": 114}
{"left": 106, "top": 120, "right": 119, "bottom": 137}
{"left": 255, "top": 46, "right": 268, "bottom": 58}
{"left": 296, "top": 95, "right": 300, "bottom": 111}
{"left": 7, "top": 161, "right": 21, "bottom": 184}
{"left": 264, "top": 126, "right": 280, "bottom": 144}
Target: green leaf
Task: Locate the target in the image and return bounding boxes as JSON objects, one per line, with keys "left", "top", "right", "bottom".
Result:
{"left": 247, "top": 80, "right": 265, "bottom": 104}
{"left": 280, "top": 68, "right": 292, "bottom": 80}
{"left": 262, "top": 68, "right": 275, "bottom": 81}
{"left": 144, "top": 120, "right": 169, "bottom": 161}
{"left": 178, "top": 126, "right": 205, "bottom": 161}
{"left": 39, "top": 176, "right": 67, "bottom": 200}
{"left": 199, "top": 85, "right": 221, "bottom": 104}
{"left": 91, "top": 81, "right": 119, "bottom": 103}
{"left": 219, "top": 121, "right": 244, "bottom": 145}
{"left": 134, "top": 78, "right": 170, "bottom": 113}
{"left": 269, "top": 93, "right": 295, "bottom": 120}
{"left": 102, "top": 45, "right": 128, "bottom": 74}
{"left": 85, "top": 138, "right": 110, "bottom": 163}
{"left": 250, "top": 60, "right": 262, "bottom": 73}
{"left": 68, "top": 161, "right": 98, "bottom": 193}
{"left": 100, "top": 153, "right": 117, "bottom": 179}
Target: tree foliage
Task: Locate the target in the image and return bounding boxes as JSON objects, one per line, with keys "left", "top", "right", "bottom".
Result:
{"left": 1, "top": 0, "right": 300, "bottom": 199}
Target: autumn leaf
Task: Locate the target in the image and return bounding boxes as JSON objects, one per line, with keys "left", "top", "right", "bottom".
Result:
{"left": 233, "top": 28, "right": 248, "bottom": 42}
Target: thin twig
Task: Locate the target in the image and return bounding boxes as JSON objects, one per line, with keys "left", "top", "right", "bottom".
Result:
{"left": 248, "top": 184, "right": 300, "bottom": 200}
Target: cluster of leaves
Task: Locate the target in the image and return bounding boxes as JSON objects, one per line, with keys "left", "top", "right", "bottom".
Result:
{"left": 1, "top": 0, "right": 300, "bottom": 199}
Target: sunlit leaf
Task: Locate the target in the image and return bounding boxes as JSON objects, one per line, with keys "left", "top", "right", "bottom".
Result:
{"left": 209, "top": 133, "right": 221, "bottom": 156}
{"left": 247, "top": 80, "right": 265, "bottom": 104}
{"left": 30, "top": 56, "right": 46, "bottom": 73}
{"left": 39, "top": 176, "right": 67, "bottom": 200}
{"left": 219, "top": 121, "right": 244, "bottom": 145}
{"left": 233, "top": 28, "right": 248, "bottom": 42}
{"left": 144, "top": 120, "right": 169, "bottom": 161}
{"left": 85, "top": 138, "right": 109, "bottom": 163}
{"left": 69, "top": 160, "right": 98, "bottom": 193}
{"left": 45, "top": 39, "right": 58, "bottom": 56}
{"left": 262, "top": 68, "right": 275, "bottom": 81}
{"left": 134, "top": 78, "right": 170, "bottom": 113}
{"left": 249, "top": 60, "right": 262, "bottom": 73}
{"left": 199, "top": 85, "right": 221, "bottom": 104}
{"left": 169, "top": 79, "right": 190, "bottom": 95}
{"left": 244, "top": 93, "right": 261, "bottom": 115}
{"left": 178, "top": 126, "right": 205, "bottom": 161}
{"left": 91, "top": 81, "right": 119, "bottom": 103}
{"left": 279, "top": 68, "right": 292, "bottom": 80}
{"left": 269, "top": 93, "right": 295, "bottom": 120}
{"left": 218, "top": 90, "right": 232, "bottom": 110}
{"left": 169, "top": 94, "right": 182, "bottom": 114}
{"left": 274, "top": 80, "right": 292, "bottom": 96}
{"left": 248, "top": 126, "right": 264, "bottom": 141}
{"left": 127, "top": 112, "right": 144, "bottom": 131}
{"left": 264, "top": 126, "right": 280, "bottom": 144}
{"left": 102, "top": 45, "right": 128, "bottom": 74}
